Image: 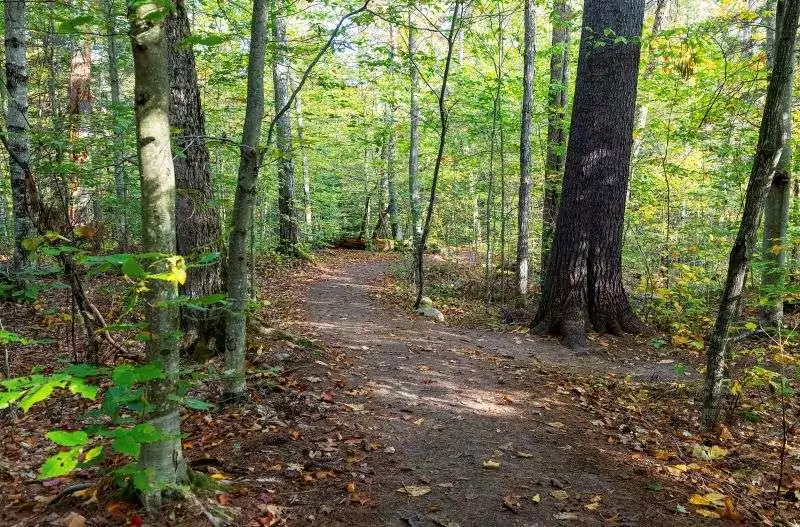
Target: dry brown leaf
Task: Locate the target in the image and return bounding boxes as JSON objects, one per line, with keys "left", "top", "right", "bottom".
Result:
{"left": 550, "top": 490, "right": 569, "bottom": 501}
{"left": 397, "top": 485, "right": 431, "bottom": 497}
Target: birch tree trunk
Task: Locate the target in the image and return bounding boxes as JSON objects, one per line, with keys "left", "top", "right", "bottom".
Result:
{"left": 294, "top": 91, "right": 312, "bottom": 233}
{"left": 128, "top": 0, "right": 188, "bottom": 506}
{"left": 4, "top": 0, "right": 34, "bottom": 271}
{"left": 703, "top": 0, "right": 800, "bottom": 427}
{"left": 165, "top": 0, "right": 223, "bottom": 347}
{"left": 271, "top": 0, "right": 299, "bottom": 255}
{"left": 515, "top": 0, "right": 535, "bottom": 300}
{"left": 224, "top": 0, "right": 268, "bottom": 400}
{"left": 542, "top": 0, "right": 570, "bottom": 274}
{"left": 386, "top": 24, "right": 401, "bottom": 242}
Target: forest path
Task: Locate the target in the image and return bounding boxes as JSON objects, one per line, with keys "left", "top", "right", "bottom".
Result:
{"left": 287, "top": 253, "right": 697, "bottom": 526}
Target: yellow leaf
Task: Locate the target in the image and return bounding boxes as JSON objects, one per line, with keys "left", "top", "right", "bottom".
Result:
{"left": 397, "top": 485, "right": 431, "bottom": 497}
{"left": 654, "top": 449, "right": 672, "bottom": 460}
{"left": 515, "top": 451, "right": 534, "bottom": 458}
{"left": 550, "top": 490, "right": 569, "bottom": 501}
{"left": 708, "top": 445, "right": 728, "bottom": 459}
{"left": 482, "top": 460, "right": 501, "bottom": 469}
{"left": 531, "top": 494, "right": 541, "bottom": 504}
{"left": 689, "top": 494, "right": 711, "bottom": 506}
{"left": 695, "top": 509, "right": 721, "bottom": 519}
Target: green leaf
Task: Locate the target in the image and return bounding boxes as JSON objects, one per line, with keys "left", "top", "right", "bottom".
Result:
{"left": 65, "top": 363, "right": 102, "bottom": 378}
{"left": 130, "top": 423, "right": 168, "bottom": 443}
{"left": 69, "top": 378, "right": 98, "bottom": 400}
{"left": 0, "top": 390, "right": 24, "bottom": 409}
{"left": 38, "top": 447, "right": 81, "bottom": 479}
{"left": 183, "top": 397, "right": 213, "bottom": 410}
{"left": 46, "top": 430, "right": 89, "bottom": 447}
{"left": 121, "top": 256, "right": 147, "bottom": 280}
{"left": 112, "top": 431, "right": 141, "bottom": 457}
{"left": 19, "top": 381, "right": 56, "bottom": 412}
{"left": 83, "top": 445, "right": 104, "bottom": 464}
{"left": 58, "top": 14, "right": 95, "bottom": 34}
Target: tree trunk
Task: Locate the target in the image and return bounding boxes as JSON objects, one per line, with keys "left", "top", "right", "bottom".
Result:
{"left": 413, "top": 0, "right": 462, "bottom": 309}
{"left": 271, "top": 0, "right": 298, "bottom": 255}
{"left": 67, "top": 38, "right": 94, "bottom": 234}
{"left": 541, "top": 0, "right": 570, "bottom": 274}
{"left": 103, "top": 0, "right": 128, "bottom": 251}
{"left": 128, "top": 0, "right": 188, "bottom": 506}
{"left": 4, "top": 0, "right": 34, "bottom": 271}
{"left": 386, "top": 24, "right": 401, "bottom": 242}
{"left": 294, "top": 91, "right": 312, "bottom": 233}
{"left": 703, "top": 0, "right": 800, "bottom": 427}
{"left": 165, "top": 0, "right": 223, "bottom": 347}
{"left": 408, "top": 11, "right": 422, "bottom": 287}
{"left": 533, "top": 0, "right": 645, "bottom": 351}
{"left": 224, "top": 0, "right": 268, "bottom": 399}
{"left": 516, "top": 0, "right": 535, "bottom": 300}
{"left": 760, "top": 1, "right": 793, "bottom": 326}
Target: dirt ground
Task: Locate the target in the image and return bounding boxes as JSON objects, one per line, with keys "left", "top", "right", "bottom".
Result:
{"left": 4, "top": 251, "right": 780, "bottom": 526}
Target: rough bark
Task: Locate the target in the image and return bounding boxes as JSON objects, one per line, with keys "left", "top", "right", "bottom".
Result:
{"left": 516, "top": 0, "right": 535, "bottom": 300}
{"left": 760, "top": 1, "right": 793, "bottom": 326}
{"left": 408, "top": 11, "right": 422, "bottom": 287}
{"left": 224, "top": 0, "right": 268, "bottom": 399}
{"left": 128, "top": 0, "right": 188, "bottom": 505}
{"left": 271, "top": 0, "right": 299, "bottom": 255}
{"left": 67, "top": 38, "right": 94, "bottom": 231}
{"left": 532, "top": 0, "right": 645, "bottom": 351}
{"left": 104, "top": 0, "right": 128, "bottom": 250}
{"left": 541, "top": 0, "right": 570, "bottom": 274}
{"left": 386, "top": 24, "right": 401, "bottom": 242}
{"left": 703, "top": 0, "right": 800, "bottom": 427}
{"left": 165, "top": 0, "right": 223, "bottom": 346}
{"left": 4, "top": 0, "right": 34, "bottom": 270}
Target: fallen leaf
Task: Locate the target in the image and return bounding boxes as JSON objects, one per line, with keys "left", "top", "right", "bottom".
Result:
{"left": 346, "top": 481, "right": 357, "bottom": 493}
{"left": 344, "top": 403, "right": 365, "bottom": 412}
{"left": 288, "top": 429, "right": 301, "bottom": 440}
{"left": 547, "top": 422, "right": 565, "bottom": 429}
{"left": 65, "top": 512, "right": 86, "bottom": 527}
{"left": 502, "top": 495, "right": 521, "bottom": 513}
{"left": 550, "top": 490, "right": 569, "bottom": 501}
{"left": 531, "top": 494, "right": 541, "bottom": 504}
{"left": 482, "top": 460, "right": 501, "bottom": 469}
{"left": 553, "top": 512, "right": 579, "bottom": 520}
{"left": 515, "top": 451, "right": 534, "bottom": 458}
{"left": 397, "top": 485, "right": 431, "bottom": 497}
{"left": 321, "top": 391, "right": 335, "bottom": 403}
{"left": 216, "top": 493, "right": 231, "bottom": 506}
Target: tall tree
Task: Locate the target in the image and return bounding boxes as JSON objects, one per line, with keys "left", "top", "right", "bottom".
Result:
{"left": 703, "top": 0, "right": 800, "bottom": 428}
{"left": 165, "top": 0, "right": 223, "bottom": 346}
{"left": 414, "top": 0, "right": 463, "bottom": 308}
{"left": 224, "top": 0, "right": 269, "bottom": 400}
{"left": 760, "top": 0, "right": 793, "bottom": 326}
{"left": 386, "top": 24, "right": 401, "bottom": 242}
{"left": 533, "top": 0, "right": 645, "bottom": 350}
{"left": 408, "top": 10, "right": 422, "bottom": 286}
{"left": 541, "top": 0, "right": 570, "bottom": 274}
{"left": 128, "top": 0, "right": 188, "bottom": 505}
{"left": 515, "top": 0, "right": 535, "bottom": 301}
{"left": 294, "top": 91, "right": 313, "bottom": 232}
{"left": 4, "top": 0, "right": 33, "bottom": 270}
{"left": 271, "top": 0, "right": 299, "bottom": 255}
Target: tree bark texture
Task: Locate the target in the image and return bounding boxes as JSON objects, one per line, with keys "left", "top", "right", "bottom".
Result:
{"left": 516, "top": 0, "right": 535, "bottom": 300}
{"left": 224, "top": 0, "right": 268, "bottom": 399}
{"left": 703, "top": 0, "right": 800, "bottom": 427}
{"left": 408, "top": 12, "right": 422, "bottom": 287}
{"left": 165, "top": 0, "right": 224, "bottom": 345}
{"left": 4, "top": 0, "right": 34, "bottom": 270}
{"left": 128, "top": 0, "right": 188, "bottom": 505}
{"left": 533, "top": 0, "right": 645, "bottom": 350}
{"left": 271, "top": 0, "right": 298, "bottom": 255}
{"left": 541, "top": 0, "right": 570, "bottom": 275}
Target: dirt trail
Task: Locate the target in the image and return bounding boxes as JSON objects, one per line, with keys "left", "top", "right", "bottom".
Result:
{"left": 289, "top": 255, "right": 698, "bottom": 526}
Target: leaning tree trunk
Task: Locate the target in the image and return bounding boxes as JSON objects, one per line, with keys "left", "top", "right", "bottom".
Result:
{"left": 760, "top": 2, "right": 794, "bottom": 326}
{"left": 271, "top": 0, "right": 299, "bottom": 256}
{"left": 515, "top": 0, "right": 535, "bottom": 301}
{"left": 408, "top": 11, "right": 422, "bottom": 287}
{"left": 165, "top": 0, "right": 223, "bottom": 348}
{"left": 128, "top": 0, "right": 188, "bottom": 506}
{"left": 703, "top": 0, "right": 800, "bottom": 428}
{"left": 541, "top": 0, "right": 570, "bottom": 274}
{"left": 224, "top": 0, "right": 268, "bottom": 400}
{"left": 4, "top": 0, "right": 34, "bottom": 271}
{"left": 533, "top": 0, "right": 645, "bottom": 351}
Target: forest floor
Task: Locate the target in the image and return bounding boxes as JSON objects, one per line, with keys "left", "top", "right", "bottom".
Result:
{"left": 2, "top": 250, "right": 798, "bottom": 526}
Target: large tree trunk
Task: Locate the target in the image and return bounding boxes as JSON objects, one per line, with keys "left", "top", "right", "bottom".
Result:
{"left": 4, "top": 0, "right": 34, "bottom": 271}
{"left": 271, "top": 0, "right": 299, "bottom": 255}
{"left": 541, "top": 0, "right": 570, "bottom": 274}
{"left": 67, "top": 38, "right": 95, "bottom": 236}
{"left": 515, "top": 0, "right": 535, "bottom": 300}
{"left": 760, "top": 2, "right": 793, "bottom": 326}
{"left": 408, "top": 11, "right": 422, "bottom": 287}
{"left": 165, "top": 0, "right": 223, "bottom": 347}
{"left": 703, "top": 0, "right": 800, "bottom": 428}
{"left": 128, "top": 0, "right": 188, "bottom": 506}
{"left": 533, "top": 0, "right": 645, "bottom": 351}
{"left": 386, "top": 24, "right": 401, "bottom": 242}
{"left": 103, "top": 0, "right": 128, "bottom": 250}
{"left": 224, "top": 0, "right": 268, "bottom": 399}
